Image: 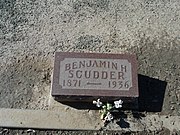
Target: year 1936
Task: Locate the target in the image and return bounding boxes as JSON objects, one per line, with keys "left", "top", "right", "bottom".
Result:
{"left": 108, "top": 81, "right": 130, "bottom": 89}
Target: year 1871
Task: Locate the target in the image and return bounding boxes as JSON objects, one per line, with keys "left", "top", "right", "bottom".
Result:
{"left": 62, "top": 79, "right": 81, "bottom": 87}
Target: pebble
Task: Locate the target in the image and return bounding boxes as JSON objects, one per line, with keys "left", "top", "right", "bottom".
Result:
{"left": 64, "top": 107, "right": 69, "bottom": 111}
{"left": 27, "top": 129, "right": 36, "bottom": 133}
{"left": 88, "top": 110, "right": 94, "bottom": 116}
{"left": 170, "top": 106, "right": 175, "bottom": 110}
{"left": 171, "top": 129, "right": 178, "bottom": 135}
{"left": 170, "top": 101, "right": 176, "bottom": 104}
{"left": 0, "top": 129, "right": 8, "bottom": 134}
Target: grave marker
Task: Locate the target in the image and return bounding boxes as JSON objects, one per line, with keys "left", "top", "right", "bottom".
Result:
{"left": 52, "top": 52, "right": 139, "bottom": 109}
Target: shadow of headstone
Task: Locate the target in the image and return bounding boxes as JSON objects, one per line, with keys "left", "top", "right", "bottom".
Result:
{"left": 116, "top": 118, "right": 130, "bottom": 128}
{"left": 138, "top": 74, "right": 167, "bottom": 112}
{"left": 56, "top": 74, "right": 167, "bottom": 112}
{"left": 56, "top": 74, "right": 167, "bottom": 130}
{"left": 61, "top": 102, "right": 99, "bottom": 110}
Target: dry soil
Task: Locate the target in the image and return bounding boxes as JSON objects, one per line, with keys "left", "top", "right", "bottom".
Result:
{"left": 0, "top": 0, "right": 180, "bottom": 134}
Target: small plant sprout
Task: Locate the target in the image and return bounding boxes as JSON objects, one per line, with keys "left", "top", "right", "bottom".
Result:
{"left": 93, "top": 99, "right": 102, "bottom": 107}
{"left": 93, "top": 99, "right": 123, "bottom": 124}
{"left": 104, "top": 112, "right": 113, "bottom": 122}
{"left": 106, "top": 103, "right": 113, "bottom": 110}
{"left": 114, "top": 99, "right": 123, "bottom": 108}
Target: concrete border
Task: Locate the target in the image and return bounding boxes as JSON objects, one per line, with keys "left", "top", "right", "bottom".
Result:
{"left": 0, "top": 108, "right": 101, "bottom": 130}
{"left": 0, "top": 108, "right": 179, "bottom": 132}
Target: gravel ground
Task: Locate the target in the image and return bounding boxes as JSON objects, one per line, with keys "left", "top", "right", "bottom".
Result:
{"left": 0, "top": 127, "right": 173, "bottom": 135}
{"left": 0, "top": 0, "right": 180, "bottom": 134}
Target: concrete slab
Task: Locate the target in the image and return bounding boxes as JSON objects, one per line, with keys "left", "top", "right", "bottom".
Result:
{"left": 0, "top": 108, "right": 179, "bottom": 132}
{"left": 0, "top": 108, "right": 102, "bottom": 130}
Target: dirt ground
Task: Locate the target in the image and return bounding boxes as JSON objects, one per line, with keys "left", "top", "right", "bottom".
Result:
{"left": 0, "top": 0, "right": 180, "bottom": 134}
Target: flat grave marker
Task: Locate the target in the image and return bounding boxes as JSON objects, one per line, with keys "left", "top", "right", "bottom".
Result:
{"left": 52, "top": 52, "right": 139, "bottom": 109}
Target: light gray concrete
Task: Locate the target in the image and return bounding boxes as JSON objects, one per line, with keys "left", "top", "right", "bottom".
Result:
{"left": 0, "top": 108, "right": 102, "bottom": 130}
{"left": 0, "top": 108, "right": 179, "bottom": 131}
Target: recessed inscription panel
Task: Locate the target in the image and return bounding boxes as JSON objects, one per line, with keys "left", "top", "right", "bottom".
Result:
{"left": 59, "top": 58, "right": 132, "bottom": 90}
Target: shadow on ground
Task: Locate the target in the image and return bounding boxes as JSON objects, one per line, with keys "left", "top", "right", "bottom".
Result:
{"left": 116, "top": 119, "right": 130, "bottom": 128}
{"left": 115, "top": 74, "right": 167, "bottom": 128}
{"left": 61, "top": 102, "right": 99, "bottom": 110}
{"left": 113, "top": 111, "right": 130, "bottom": 128}
{"left": 59, "top": 74, "right": 167, "bottom": 112}
{"left": 138, "top": 74, "right": 167, "bottom": 112}
{"left": 54, "top": 73, "right": 167, "bottom": 129}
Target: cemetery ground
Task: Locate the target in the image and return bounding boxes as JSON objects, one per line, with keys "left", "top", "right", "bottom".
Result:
{"left": 0, "top": 0, "right": 180, "bottom": 134}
